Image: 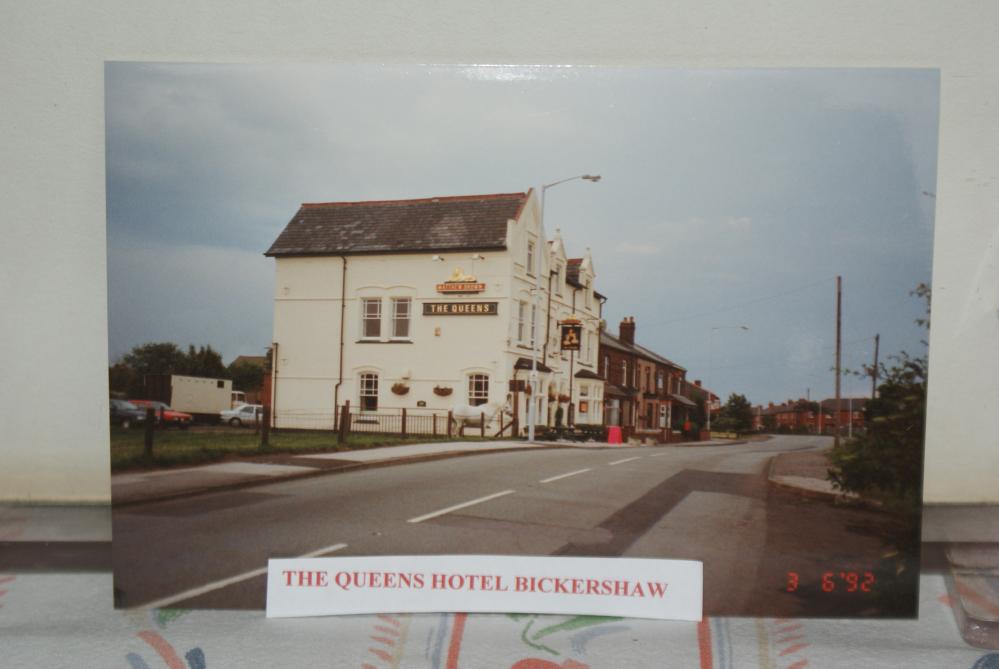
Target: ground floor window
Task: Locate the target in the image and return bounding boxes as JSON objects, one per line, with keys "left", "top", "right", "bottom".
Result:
{"left": 468, "top": 374, "right": 489, "bottom": 406}
{"left": 606, "top": 399, "right": 620, "bottom": 426}
{"left": 359, "top": 372, "right": 379, "bottom": 411}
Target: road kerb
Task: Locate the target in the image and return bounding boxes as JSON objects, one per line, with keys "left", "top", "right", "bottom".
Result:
{"left": 766, "top": 451, "right": 882, "bottom": 510}
{"left": 111, "top": 444, "right": 570, "bottom": 508}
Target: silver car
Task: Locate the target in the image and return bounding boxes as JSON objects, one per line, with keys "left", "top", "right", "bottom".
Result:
{"left": 220, "top": 403, "right": 263, "bottom": 427}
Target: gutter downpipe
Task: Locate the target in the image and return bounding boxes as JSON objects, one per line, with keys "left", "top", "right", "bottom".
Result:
{"left": 333, "top": 255, "right": 347, "bottom": 427}
{"left": 271, "top": 342, "right": 278, "bottom": 428}
{"left": 569, "top": 286, "right": 578, "bottom": 426}
{"left": 543, "top": 270, "right": 554, "bottom": 362}
{"left": 597, "top": 294, "right": 607, "bottom": 425}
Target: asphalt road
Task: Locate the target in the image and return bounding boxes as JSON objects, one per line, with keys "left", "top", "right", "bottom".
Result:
{"left": 112, "top": 435, "right": 915, "bottom": 616}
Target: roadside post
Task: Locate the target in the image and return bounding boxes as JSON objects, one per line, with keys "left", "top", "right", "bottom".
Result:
{"left": 337, "top": 401, "right": 350, "bottom": 444}
{"left": 260, "top": 406, "right": 271, "bottom": 449}
{"left": 143, "top": 407, "right": 155, "bottom": 457}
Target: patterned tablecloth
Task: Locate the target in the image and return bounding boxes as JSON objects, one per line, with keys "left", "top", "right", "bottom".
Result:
{"left": 2, "top": 571, "right": 996, "bottom": 668}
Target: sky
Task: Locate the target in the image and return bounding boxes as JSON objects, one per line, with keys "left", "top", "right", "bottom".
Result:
{"left": 105, "top": 64, "right": 938, "bottom": 406}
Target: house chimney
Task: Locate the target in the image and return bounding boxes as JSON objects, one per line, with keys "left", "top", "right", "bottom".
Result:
{"left": 694, "top": 379, "right": 702, "bottom": 387}
{"left": 619, "top": 316, "right": 636, "bottom": 345}
{"left": 768, "top": 402, "right": 774, "bottom": 409}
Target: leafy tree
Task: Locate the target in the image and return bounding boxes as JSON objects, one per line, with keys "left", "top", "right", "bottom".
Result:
{"left": 108, "top": 362, "right": 139, "bottom": 397}
{"left": 691, "top": 396, "right": 706, "bottom": 429}
{"left": 111, "top": 341, "right": 230, "bottom": 397}
{"left": 121, "top": 342, "right": 188, "bottom": 377}
{"left": 228, "top": 359, "right": 266, "bottom": 392}
{"left": 828, "top": 350, "right": 926, "bottom": 519}
{"left": 718, "top": 393, "right": 754, "bottom": 433}
{"left": 183, "top": 344, "right": 227, "bottom": 378}
{"left": 828, "top": 284, "right": 929, "bottom": 547}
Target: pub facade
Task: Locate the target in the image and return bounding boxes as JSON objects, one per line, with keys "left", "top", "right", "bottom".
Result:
{"left": 264, "top": 189, "right": 604, "bottom": 432}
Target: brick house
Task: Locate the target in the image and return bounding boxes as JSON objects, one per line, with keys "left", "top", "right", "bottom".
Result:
{"left": 757, "top": 397, "right": 868, "bottom": 434}
{"left": 598, "top": 317, "right": 695, "bottom": 442}
{"left": 819, "top": 397, "right": 868, "bottom": 434}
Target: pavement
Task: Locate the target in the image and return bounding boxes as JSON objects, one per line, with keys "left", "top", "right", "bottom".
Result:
{"left": 766, "top": 444, "right": 862, "bottom": 502}
{"left": 110, "top": 435, "right": 835, "bottom": 507}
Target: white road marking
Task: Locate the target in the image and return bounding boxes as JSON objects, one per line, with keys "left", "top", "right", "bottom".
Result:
{"left": 649, "top": 452, "right": 671, "bottom": 457}
{"left": 609, "top": 456, "right": 641, "bottom": 465}
{"left": 300, "top": 542, "right": 351, "bottom": 558}
{"left": 139, "top": 542, "right": 348, "bottom": 610}
{"left": 539, "top": 468, "right": 592, "bottom": 484}
{"left": 407, "top": 489, "right": 516, "bottom": 524}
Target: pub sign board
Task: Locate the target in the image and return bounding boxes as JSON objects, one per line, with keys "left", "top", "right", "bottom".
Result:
{"left": 436, "top": 281, "right": 486, "bottom": 294}
{"left": 423, "top": 302, "right": 498, "bottom": 316}
{"left": 560, "top": 323, "right": 582, "bottom": 351}
{"left": 436, "top": 267, "right": 486, "bottom": 294}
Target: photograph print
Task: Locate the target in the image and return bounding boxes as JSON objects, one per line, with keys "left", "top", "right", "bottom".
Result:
{"left": 106, "top": 63, "right": 938, "bottom": 616}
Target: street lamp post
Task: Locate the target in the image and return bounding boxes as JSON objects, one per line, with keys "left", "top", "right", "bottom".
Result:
{"left": 706, "top": 324, "right": 749, "bottom": 433}
{"left": 528, "top": 174, "right": 601, "bottom": 443}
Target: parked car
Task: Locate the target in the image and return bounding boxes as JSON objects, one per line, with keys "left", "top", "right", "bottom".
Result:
{"left": 110, "top": 399, "right": 147, "bottom": 429}
{"left": 128, "top": 399, "right": 193, "bottom": 429}
{"left": 220, "top": 403, "right": 263, "bottom": 427}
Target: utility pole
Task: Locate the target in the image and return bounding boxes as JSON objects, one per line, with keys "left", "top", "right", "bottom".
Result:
{"left": 834, "top": 276, "right": 842, "bottom": 449}
{"left": 871, "top": 333, "right": 880, "bottom": 401}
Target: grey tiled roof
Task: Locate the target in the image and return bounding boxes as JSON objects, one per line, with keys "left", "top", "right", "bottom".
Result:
{"left": 599, "top": 331, "right": 686, "bottom": 371}
{"left": 265, "top": 192, "right": 528, "bottom": 257}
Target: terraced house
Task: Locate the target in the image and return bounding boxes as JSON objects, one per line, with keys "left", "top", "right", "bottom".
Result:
{"left": 264, "top": 190, "right": 604, "bottom": 434}
{"left": 598, "top": 317, "right": 696, "bottom": 442}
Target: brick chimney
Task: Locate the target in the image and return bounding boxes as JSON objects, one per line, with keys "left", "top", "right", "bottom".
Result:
{"left": 694, "top": 379, "right": 702, "bottom": 387}
{"left": 619, "top": 316, "right": 636, "bottom": 345}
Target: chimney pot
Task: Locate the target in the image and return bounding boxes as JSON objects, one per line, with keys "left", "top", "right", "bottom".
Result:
{"left": 619, "top": 317, "right": 636, "bottom": 345}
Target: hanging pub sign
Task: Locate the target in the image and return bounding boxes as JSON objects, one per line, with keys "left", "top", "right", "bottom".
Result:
{"left": 423, "top": 302, "right": 498, "bottom": 316}
{"left": 560, "top": 318, "right": 582, "bottom": 351}
{"left": 436, "top": 267, "right": 486, "bottom": 294}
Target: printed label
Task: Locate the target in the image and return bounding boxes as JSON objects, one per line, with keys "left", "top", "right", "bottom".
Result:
{"left": 266, "top": 555, "right": 702, "bottom": 621}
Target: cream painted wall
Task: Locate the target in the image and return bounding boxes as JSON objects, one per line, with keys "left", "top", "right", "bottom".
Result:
{"left": 1, "top": 2, "right": 996, "bottom": 502}
{"left": 270, "top": 191, "right": 604, "bottom": 429}
{"left": 272, "top": 250, "right": 514, "bottom": 422}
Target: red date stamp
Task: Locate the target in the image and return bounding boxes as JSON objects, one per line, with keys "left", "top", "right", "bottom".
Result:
{"left": 786, "top": 571, "right": 875, "bottom": 593}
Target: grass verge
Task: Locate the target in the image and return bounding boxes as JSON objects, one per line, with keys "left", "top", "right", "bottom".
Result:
{"left": 110, "top": 427, "right": 472, "bottom": 471}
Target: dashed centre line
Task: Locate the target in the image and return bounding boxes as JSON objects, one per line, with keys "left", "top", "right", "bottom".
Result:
{"left": 608, "top": 456, "right": 641, "bottom": 466}
{"left": 139, "top": 542, "right": 348, "bottom": 609}
{"left": 539, "top": 468, "right": 592, "bottom": 484}
{"left": 407, "top": 489, "right": 516, "bottom": 524}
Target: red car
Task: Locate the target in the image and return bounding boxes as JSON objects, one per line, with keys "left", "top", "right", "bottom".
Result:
{"left": 129, "top": 400, "right": 193, "bottom": 429}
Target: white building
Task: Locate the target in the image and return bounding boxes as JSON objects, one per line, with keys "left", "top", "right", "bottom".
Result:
{"left": 264, "top": 189, "right": 604, "bottom": 433}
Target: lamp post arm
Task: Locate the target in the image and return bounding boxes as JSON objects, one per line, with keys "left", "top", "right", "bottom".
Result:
{"left": 527, "top": 173, "right": 601, "bottom": 444}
